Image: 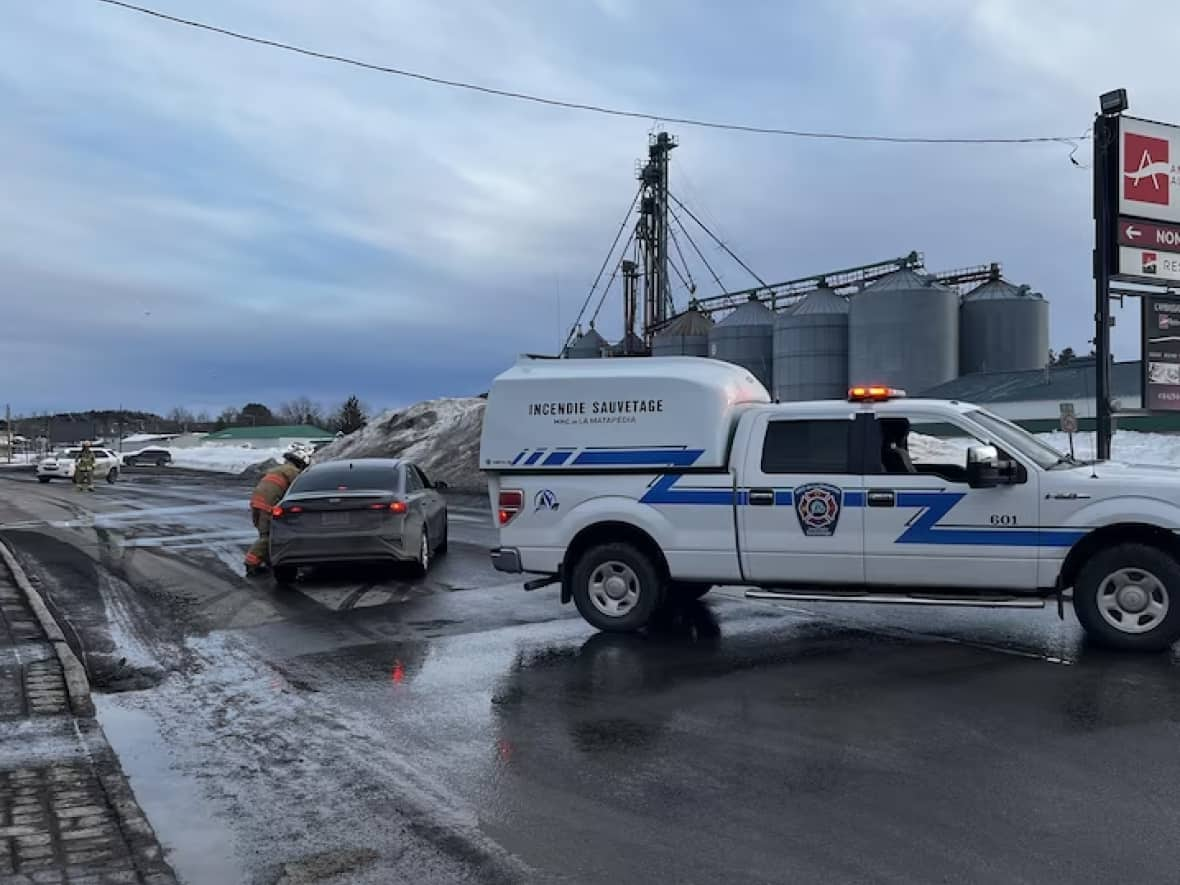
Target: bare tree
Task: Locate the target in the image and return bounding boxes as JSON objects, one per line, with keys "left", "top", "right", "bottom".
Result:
{"left": 278, "top": 396, "right": 325, "bottom": 428}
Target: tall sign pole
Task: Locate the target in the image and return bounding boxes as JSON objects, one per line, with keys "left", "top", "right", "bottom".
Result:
{"left": 1093, "top": 110, "right": 1119, "bottom": 460}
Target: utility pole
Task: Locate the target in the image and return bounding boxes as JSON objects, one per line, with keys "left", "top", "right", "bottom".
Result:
{"left": 5, "top": 404, "right": 10, "bottom": 465}
{"left": 637, "top": 132, "right": 677, "bottom": 343}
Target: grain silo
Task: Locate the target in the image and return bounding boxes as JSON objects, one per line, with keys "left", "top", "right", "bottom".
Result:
{"left": 848, "top": 269, "right": 958, "bottom": 394}
{"left": 651, "top": 304, "right": 714, "bottom": 357}
{"left": 708, "top": 295, "right": 775, "bottom": 389}
{"left": 773, "top": 284, "right": 850, "bottom": 402}
{"left": 959, "top": 279, "right": 1049, "bottom": 374}
{"left": 564, "top": 325, "right": 608, "bottom": 359}
{"left": 610, "top": 331, "right": 650, "bottom": 357}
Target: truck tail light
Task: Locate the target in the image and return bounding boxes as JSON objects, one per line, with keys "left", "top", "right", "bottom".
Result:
{"left": 499, "top": 490, "right": 523, "bottom": 526}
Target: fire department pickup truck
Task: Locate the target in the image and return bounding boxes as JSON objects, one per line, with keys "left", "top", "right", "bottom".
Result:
{"left": 480, "top": 356, "right": 1180, "bottom": 651}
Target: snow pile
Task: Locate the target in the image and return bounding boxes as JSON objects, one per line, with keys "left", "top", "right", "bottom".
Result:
{"left": 907, "top": 432, "right": 974, "bottom": 462}
{"left": 314, "top": 397, "right": 487, "bottom": 492}
{"left": 1039, "top": 431, "right": 1180, "bottom": 467}
{"left": 121, "top": 445, "right": 286, "bottom": 475}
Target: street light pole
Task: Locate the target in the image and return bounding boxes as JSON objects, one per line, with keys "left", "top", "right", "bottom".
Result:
{"left": 1093, "top": 89, "right": 1127, "bottom": 461}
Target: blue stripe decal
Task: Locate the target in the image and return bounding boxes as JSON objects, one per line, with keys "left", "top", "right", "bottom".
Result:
{"left": 543, "top": 451, "right": 573, "bottom": 466}
{"left": 512, "top": 451, "right": 527, "bottom": 466}
{"left": 574, "top": 449, "right": 704, "bottom": 467}
{"left": 844, "top": 491, "right": 866, "bottom": 508}
{"left": 774, "top": 491, "right": 793, "bottom": 506}
{"left": 524, "top": 451, "right": 543, "bottom": 466}
{"left": 640, "top": 474, "right": 736, "bottom": 506}
{"left": 894, "top": 492, "right": 1085, "bottom": 548}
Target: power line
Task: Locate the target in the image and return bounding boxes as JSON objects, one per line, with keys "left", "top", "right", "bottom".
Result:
{"left": 669, "top": 204, "right": 724, "bottom": 293}
{"left": 668, "top": 192, "right": 768, "bottom": 290}
{"left": 566, "top": 189, "right": 641, "bottom": 349}
{"left": 96, "top": 0, "right": 1084, "bottom": 146}
{"left": 666, "top": 223, "right": 697, "bottom": 294}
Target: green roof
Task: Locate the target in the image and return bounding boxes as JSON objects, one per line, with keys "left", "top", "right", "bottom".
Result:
{"left": 921, "top": 359, "right": 1140, "bottom": 404}
{"left": 205, "top": 425, "right": 333, "bottom": 440}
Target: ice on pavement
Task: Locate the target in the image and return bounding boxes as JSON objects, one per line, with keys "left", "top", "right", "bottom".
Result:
{"left": 315, "top": 397, "right": 486, "bottom": 491}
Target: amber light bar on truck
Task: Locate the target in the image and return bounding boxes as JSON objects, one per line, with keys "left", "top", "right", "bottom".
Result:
{"left": 848, "top": 386, "right": 906, "bottom": 402}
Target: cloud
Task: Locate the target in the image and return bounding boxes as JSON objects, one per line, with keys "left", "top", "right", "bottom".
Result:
{"left": 0, "top": 0, "right": 1173, "bottom": 414}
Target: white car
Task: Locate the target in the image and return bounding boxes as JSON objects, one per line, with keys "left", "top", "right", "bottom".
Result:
{"left": 36, "top": 448, "right": 121, "bottom": 484}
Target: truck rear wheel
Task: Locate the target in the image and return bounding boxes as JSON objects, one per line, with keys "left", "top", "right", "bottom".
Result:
{"left": 571, "top": 542, "right": 662, "bottom": 633}
{"left": 1074, "top": 543, "right": 1180, "bottom": 651}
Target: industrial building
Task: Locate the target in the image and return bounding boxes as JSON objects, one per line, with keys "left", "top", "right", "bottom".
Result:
{"left": 565, "top": 255, "right": 1053, "bottom": 408}
{"left": 562, "top": 131, "right": 1056, "bottom": 408}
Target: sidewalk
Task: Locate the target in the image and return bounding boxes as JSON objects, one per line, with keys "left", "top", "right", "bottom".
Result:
{"left": 0, "top": 543, "right": 178, "bottom": 884}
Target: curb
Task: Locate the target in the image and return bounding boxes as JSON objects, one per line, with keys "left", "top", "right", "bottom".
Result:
{"left": 0, "top": 537, "right": 95, "bottom": 717}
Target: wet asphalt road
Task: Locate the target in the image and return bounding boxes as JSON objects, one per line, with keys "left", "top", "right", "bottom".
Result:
{"left": 1, "top": 468, "right": 1179, "bottom": 884}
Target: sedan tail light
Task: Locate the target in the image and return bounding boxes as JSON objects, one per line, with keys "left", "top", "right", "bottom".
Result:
{"left": 498, "top": 489, "right": 523, "bottom": 526}
{"left": 272, "top": 505, "right": 302, "bottom": 518}
{"left": 370, "top": 501, "right": 408, "bottom": 514}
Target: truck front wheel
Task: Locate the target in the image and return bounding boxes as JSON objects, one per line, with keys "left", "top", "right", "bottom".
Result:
{"left": 1074, "top": 543, "right": 1180, "bottom": 651}
{"left": 571, "top": 542, "right": 662, "bottom": 633}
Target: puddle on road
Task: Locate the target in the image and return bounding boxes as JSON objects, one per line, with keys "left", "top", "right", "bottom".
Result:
{"left": 95, "top": 696, "right": 247, "bottom": 885}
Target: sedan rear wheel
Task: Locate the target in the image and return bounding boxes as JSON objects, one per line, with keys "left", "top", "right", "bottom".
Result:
{"left": 415, "top": 528, "right": 430, "bottom": 577}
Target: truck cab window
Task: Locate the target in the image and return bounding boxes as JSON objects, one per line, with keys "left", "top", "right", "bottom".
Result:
{"left": 761, "top": 420, "right": 851, "bottom": 474}
{"left": 875, "top": 417, "right": 981, "bottom": 483}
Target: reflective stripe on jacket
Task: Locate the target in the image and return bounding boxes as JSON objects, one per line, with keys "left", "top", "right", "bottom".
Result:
{"left": 249, "top": 462, "right": 301, "bottom": 511}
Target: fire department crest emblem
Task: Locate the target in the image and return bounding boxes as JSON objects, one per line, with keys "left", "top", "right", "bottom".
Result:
{"left": 794, "top": 483, "right": 842, "bottom": 537}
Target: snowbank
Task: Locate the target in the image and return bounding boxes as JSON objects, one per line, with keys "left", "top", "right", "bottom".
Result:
{"left": 314, "top": 397, "right": 486, "bottom": 492}
{"left": 1038, "top": 431, "right": 1180, "bottom": 467}
{"left": 124, "top": 445, "right": 285, "bottom": 475}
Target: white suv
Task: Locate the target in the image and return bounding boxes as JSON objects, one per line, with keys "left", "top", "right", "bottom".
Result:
{"left": 36, "top": 448, "right": 121, "bottom": 484}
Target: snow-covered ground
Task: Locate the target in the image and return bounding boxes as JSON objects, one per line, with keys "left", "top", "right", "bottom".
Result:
{"left": 313, "top": 397, "right": 486, "bottom": 491}
{"left": 912, "top": 429, "right": 1180, "bottom": 467}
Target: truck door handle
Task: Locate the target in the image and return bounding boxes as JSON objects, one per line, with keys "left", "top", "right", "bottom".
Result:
{"left": 867, "top": 489, "right": 895, "bottom": 508}
{"left": 748, "top": 489, "right": 775, "bottom": 507}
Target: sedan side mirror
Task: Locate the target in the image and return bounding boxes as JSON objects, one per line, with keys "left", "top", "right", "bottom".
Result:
{"left": 434, "top": 480, "right": 448, "bottom": 491}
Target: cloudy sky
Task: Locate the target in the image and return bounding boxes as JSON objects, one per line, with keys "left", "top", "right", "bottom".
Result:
{"left": 2, "top": 0, "right": 1177, "bottom": 416}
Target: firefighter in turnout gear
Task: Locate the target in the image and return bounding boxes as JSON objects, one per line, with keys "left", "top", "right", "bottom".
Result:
{"left": 245, "top": 449, "right": 310, "bottom": 576}
{"left": 74, "top": 442, "right": 97, "bottom": 492}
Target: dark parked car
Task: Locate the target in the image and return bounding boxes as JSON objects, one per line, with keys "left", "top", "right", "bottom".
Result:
{"left": 122, "top": 447, "right": 172, "bottom": 467}
{"left": 268, "top": 458, "right": 448, "bottom": 585}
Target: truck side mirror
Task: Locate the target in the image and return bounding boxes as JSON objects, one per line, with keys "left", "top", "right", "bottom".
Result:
{"left": 966, "top": 445, "right": 1002, "bottom": 488}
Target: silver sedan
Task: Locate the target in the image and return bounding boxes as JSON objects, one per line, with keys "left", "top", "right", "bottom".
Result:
{"left": 268, "top": 458, "right": 448, "bottom": 585}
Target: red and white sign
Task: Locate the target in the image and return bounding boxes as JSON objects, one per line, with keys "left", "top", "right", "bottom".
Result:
{"left": 1118, "top": 218, "right": 1180, "bottom": 252}
{"left": 1120, "top": 116, "right": 1180, "bottom": 224}
{"left": 1119, "top": 246, "right": 1180, "bottom": 282}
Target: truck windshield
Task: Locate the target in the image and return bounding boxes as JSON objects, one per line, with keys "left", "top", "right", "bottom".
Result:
{"left": 966, "top": 409, "right": 1074, "bottom": 470}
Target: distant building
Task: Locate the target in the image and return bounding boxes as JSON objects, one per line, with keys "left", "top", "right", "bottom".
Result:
{"left": 201, "top": 425, "right": 334, "bottom": 449}
{"left": 921, "top": 359, "right": 1178, "bottom": 431}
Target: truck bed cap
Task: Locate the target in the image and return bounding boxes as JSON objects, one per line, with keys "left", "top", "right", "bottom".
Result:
{"left": 479, "top": 356, "right": 771, "bottom": 472}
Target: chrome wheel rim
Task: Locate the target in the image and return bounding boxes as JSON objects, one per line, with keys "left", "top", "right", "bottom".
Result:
{"left": 1097, "top": 567, "right": 1169, "bottom": 634}
{"left": 588, "top": 561, "right": 641, "bottom": 618}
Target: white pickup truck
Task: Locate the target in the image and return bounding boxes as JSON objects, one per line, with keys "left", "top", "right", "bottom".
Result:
{"left": 480, "top": 356, "right": 1180, "bottom": 651}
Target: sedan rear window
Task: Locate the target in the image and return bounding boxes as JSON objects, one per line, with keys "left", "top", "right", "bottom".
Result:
{"left": 291, "top": 463, "right": 399, "bottom": 492}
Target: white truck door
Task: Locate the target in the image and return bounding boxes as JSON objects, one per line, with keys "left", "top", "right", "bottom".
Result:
{"left": 739, "top": 413, "right": 865, "bottom": 585}
{"left": 862, "top": 412, "right": 1040, "bottom": 590}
